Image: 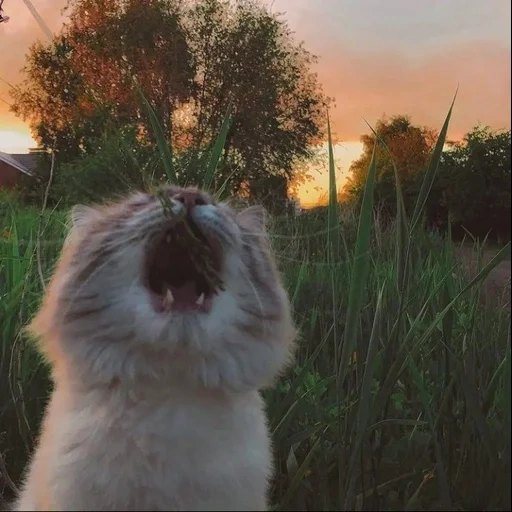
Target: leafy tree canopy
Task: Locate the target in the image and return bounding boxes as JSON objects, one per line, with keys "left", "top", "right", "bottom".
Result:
{"left": 341, "top": 115, "right": 437, "bottom": 212}
{"left": 11, "top": 0, "right": 328, "bottom": 204}
{"left": 430, "top": 125, "right": 511, "bottom": 241}
{"left": 342, "top": 116, "right": 511, "bottom": 242}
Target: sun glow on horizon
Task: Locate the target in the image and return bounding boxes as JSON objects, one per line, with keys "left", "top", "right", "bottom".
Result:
{"left": 0, "top": 129, "right": 37, "bottom": 154}
{"left": 295, "top": 141, "right": 363, "bottom": 207}
{"left": 0, "top": 124, "right": 361, "bottom": 208}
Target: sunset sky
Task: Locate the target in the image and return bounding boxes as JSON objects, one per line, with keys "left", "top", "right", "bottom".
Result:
{"left": 0, "top": 0, "right": 510, "bottom": 205}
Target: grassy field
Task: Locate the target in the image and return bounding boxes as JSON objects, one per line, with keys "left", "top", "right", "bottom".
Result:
{"left": 1, "top": 195, "right": 511, "bottom": 511}
{"left": 1, "top": 101, "right": 511, "bottom": 510}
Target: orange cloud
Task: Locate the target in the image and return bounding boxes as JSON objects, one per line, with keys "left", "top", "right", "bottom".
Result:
{"left": 315, "top": 41, "right": 511, "bottom": 142}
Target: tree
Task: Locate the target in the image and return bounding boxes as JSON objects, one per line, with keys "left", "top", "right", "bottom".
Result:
{"left": 12, "top": 0, "right": 195, "bottom": 161}
{"left": 11, "top": 0, "right": 327, "bottom": 204}
{"left": 184, "top": 0, "right": 326, "bottom": 202}
{"left": 428, "top": 125, "right": 511, "bottom": 242}
{"left": 342, "top": 115, "right": 437, "bottom": 216}
{"left": 14, "top": 126, "right": 162, "bottom": 208}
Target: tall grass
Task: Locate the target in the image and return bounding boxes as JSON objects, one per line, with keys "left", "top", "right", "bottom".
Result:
{"left": 1, "top": 96, "right": 511, "bottom": 511}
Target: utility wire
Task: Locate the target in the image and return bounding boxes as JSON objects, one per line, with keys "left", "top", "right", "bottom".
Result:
{"left": 21, "top": 0, "right": 54, "bottom": 42}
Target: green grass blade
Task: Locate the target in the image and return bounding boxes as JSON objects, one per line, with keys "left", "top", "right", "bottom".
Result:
{"left": 203, "top": 98, "right": 233, "bottom": 193}
{"left": 344, "top": 281, "right": 385, "bottom": 507}
{"left": 279, "top": 432, "right": 325, "bottom": 509}
{"left": 408, "top": 243, "right": 510, "bottom": 365}
{"left": 213, "top": 164, "right": 240, "bottom": 202}
{"left": 458, "top": 368, "right": 500, "bottom": 464}
{"left": 407, "top": 356, "right": 452, "bottom": 508}
{"left": 364, "top": 121, "right": 409, "bottom": 292}
{"left": 269, "top": 325, "right": 333, "bottom": 435}
{"left": 132, "top": 79, "right": 176, "bottom": 184}
{"left": 410, "top": 89, "right": 458, "bottom": 232}
{"left": 338, "top": 144, "right": 378, "bottom": 378}
{"left": 327, "top": 110, "right": 339, "bottom": 264}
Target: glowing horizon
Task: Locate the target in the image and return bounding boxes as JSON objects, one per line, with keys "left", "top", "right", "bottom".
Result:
{"left": 0, "top": 129, "right": 37, "bottom": 154}
{"left": 0, "top": 126, "right": 363, "bottom": 206}
{"left": 294, "top": 141, "right": 364, "bottom": 207}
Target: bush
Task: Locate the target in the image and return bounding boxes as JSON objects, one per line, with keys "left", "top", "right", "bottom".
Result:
{"left": 16, "top": 127, "right": 165, "bottom": 208}
{"left": 428, "top": 125, "right": 511, "bottom": 242}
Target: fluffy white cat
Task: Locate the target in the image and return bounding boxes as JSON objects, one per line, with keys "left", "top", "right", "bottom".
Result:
{"left": 13, "top": 186, "right": 296, "bottom": 511}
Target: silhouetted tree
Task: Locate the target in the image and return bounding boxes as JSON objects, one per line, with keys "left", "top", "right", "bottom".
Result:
{"left": 11, "top": 0, "right": 327, "bottom": 201}
{"left": 342, "top": 115, "right": 437, "bottom": 216}
{"left": 429, "top": 125, "right": 511, "bottom": 242}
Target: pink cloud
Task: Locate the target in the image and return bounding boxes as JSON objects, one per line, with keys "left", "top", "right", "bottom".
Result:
{"left": 316, "top": 41, "right": 511, "bottom": 142}
{"left": 1, "top": 0, "right": 510, "bottom": 145}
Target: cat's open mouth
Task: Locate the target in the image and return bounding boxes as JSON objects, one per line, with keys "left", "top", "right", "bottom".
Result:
{"left": 144, "top": 219, "right": 222, "bottom": 314}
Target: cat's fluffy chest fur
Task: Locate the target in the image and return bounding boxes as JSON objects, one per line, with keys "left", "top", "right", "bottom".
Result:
{"left": 16, "top": 384, "right": 270, "bottom": 511}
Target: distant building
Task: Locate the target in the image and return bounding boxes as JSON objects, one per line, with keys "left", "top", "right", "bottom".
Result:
{"left": 0, "top": 150, "right": 40, "bottom": 189}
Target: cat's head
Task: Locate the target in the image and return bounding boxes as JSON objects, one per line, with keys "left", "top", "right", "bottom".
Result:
{"left": 30, "top": 185, "right": 296, "bottom": 392}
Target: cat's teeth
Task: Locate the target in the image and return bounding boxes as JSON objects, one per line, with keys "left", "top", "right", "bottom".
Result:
{"left": 163, "top": 288, "right": 174, "bottom": 308}
{"left": 196, "top": 293, "right": 205, "bottom": 306}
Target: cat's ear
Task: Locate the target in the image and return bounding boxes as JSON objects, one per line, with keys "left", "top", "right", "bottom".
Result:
{"left": 237, "top": 205, "right": 267, "bottom": 233}
{"left": 70, "top": 204, "right": 102, "bottom": 232}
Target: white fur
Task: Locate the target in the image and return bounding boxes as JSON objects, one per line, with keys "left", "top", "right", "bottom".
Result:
{"left": 15, "top": 386, "right": 271, "bottom": 511}
{"left": 13, "top": 189, "right": 296, "bottom": 511}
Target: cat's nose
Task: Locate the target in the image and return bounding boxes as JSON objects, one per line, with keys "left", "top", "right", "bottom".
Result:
{"left": 173, "top": 191, "right": 208, "bottom": 211}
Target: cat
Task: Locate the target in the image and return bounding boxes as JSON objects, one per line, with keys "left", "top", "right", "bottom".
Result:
{"left": 12, "top": 185, "right": 296, "bottom": 511}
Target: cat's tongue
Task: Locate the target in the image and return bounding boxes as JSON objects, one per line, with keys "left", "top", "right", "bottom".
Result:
{"left": 171, "top": 281, "right": 198, "bottom": 308}
{"left": 167, "top": 281, "right": 212, "bottom": 313}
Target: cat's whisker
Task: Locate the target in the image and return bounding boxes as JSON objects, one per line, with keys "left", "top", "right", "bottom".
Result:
{"left": 236, "top": 263, "right": 266, "bottom": 332}
{"left": 60, "top": 233, "right": 154, "bottom": 318}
